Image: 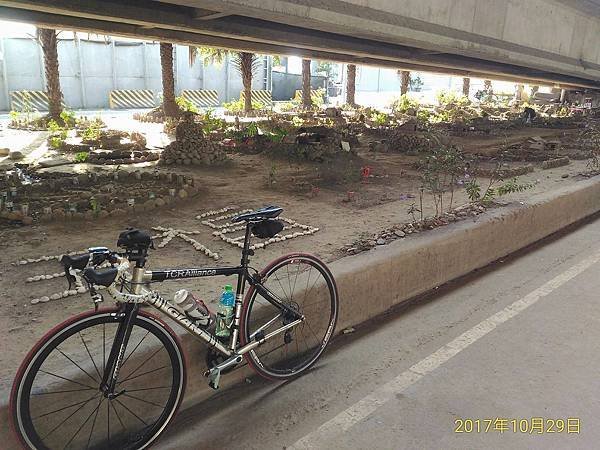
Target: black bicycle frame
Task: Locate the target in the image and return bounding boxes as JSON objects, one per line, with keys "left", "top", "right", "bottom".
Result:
{"left": 101, "top": 222, "right": 303, "bottom": 394}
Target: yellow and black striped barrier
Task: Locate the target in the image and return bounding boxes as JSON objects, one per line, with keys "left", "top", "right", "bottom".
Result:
{"left": 109, "top": 89, "right": 156, "bottom": 109}
{"left": 240, "top": 90, "right": 273, "bottom": 108}
{"left": 10, "top": 91, "right": 66, "bottom": 112}
{"left": 180, "top": 89, "right": 219, "bottom": 108}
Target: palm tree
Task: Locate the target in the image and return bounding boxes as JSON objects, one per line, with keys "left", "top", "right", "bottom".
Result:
{"left": 346, "top": 64, "right": 357, "bottom": 106}
{"left": 301, "top": 59, "right": 312, "bottom": 109}
{"left": 400, "top": 70, "right": 410, "bottom": 95}
{"left": 462, "top": 77, "right": 470, "bottom": 97}
{"left": 37, "top": 28, "right": 63, "bottom": 121}
{"left": 160, "top": 42, "right": 180, "bottom": 117}
{"left": 190, "top": 47, "right": 260, "bottom": 114}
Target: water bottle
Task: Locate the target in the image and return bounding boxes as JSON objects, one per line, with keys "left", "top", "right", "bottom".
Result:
{"left": 215, "top": 285, "right": 235, "bottom": 338}
{"left": 173, "top": 289, "right": 212, "bottom": 328}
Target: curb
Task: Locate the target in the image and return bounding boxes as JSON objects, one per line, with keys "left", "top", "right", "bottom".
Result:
{"left": 2, "top": 176, "right": 600, "bottom": 447}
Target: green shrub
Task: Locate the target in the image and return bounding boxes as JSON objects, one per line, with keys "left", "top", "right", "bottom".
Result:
{"left": 74, "top": 151, "right": 89, "bottom": 163}
{"left": 223, "top": 98, "right": 265, "bottom": 113}
{"left": 391, "top": 94, "right": 419, "bottom": 113}
{"left": 175, "top": 96, "right": 198, "bottom": 113}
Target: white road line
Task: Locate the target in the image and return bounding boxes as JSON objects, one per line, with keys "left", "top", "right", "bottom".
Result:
{"left": 291, "top": 249, "right": 600, "bottom": 448}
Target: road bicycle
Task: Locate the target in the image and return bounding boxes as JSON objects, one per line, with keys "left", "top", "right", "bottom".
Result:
{"left": 10, "top": 206, "right": 339, "bottom": 449}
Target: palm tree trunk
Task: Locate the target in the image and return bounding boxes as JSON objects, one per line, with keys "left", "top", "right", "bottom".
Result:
{"left": 484, "top": 79, "right": 492, "bottom": 93}
{"left": 346, "top": 64, "right": 356, "bottom": 106}
{"left": 238, "top": 52, "right": 254, "bottom": 113}
{"left": 400, "top": 70, "right": 410, "bottom": 95}
{"left": 462, "top": 77, "right": 470, "bottom": 97}
{"left": 301, "top": 59, "right": 312, "bottom": 109}
{"left": 160, "top": 43, "right": 180, "bottom": 117}
{"left": 37, "top": 28, "right": 63, "bottom": 120}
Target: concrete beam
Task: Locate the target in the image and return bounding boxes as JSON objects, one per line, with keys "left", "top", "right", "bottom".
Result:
{"left": 1, "top": 0, "right": 599, "bottom": 89}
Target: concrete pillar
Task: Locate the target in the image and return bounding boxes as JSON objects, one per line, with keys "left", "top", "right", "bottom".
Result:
{"left": 514, "top": 83, "right": 524, "bottom": 102}
{"left": 75, "top": 33, "right": 87, "bottom": 109}
{"left": 111, "top": 39, "right": 117, "bottom": 90}
{"left": 484, "top": 79, "right": 492, "bottom": 94}
{"left": 560, "top": 89, "right": 567, "bottom": 103}
{"left": 142, "top": 41, "right": 149, "bottom": 90}
{"left": 0, "top": 38, "right": 9, "bottom": 110}
{"left": 462, "top": 77, "right": 470, "bottom": 97}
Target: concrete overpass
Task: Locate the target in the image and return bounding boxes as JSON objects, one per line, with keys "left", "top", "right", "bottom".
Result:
{"left": 0, "top": 0, "right": 599, "bottom": 89}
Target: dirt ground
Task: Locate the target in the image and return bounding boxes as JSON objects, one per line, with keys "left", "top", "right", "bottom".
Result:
{"left": 0, "top": 120, "right": 595, "bottom": 398}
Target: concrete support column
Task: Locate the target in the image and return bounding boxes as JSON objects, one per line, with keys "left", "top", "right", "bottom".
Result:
{"left": 0, "top": 38, "right": 9, "bottom": 110}
{"left": 462, "top": 77, "right": 470, "bottom": 97}
{"left": 514, "top": 83, "right": 524, "bottom": 103}
{"left": 142, "top": 41, "right": 149, "bottom": 90}
{"left": 74, "top": 33, "right": 87, "bottom": 109}
{"left": 560, "top": 89, "right": 567, "bottom": 103}
{"left": 110, "top": 39, "right": 117, "bottom": 90}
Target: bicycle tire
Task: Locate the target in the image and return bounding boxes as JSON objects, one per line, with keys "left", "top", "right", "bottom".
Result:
{"left": 10, "top": 308, "right": 186, "bottom": 450}
{"left": 240, "top": 253, "right": 338, "bottom": 380}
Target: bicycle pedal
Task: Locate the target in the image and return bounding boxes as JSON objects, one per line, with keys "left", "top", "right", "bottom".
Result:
{"left": 207, "top": 367, "right": 221, "bottom": 390}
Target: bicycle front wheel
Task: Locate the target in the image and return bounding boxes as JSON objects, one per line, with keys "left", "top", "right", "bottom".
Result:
{"left": 240, "top": 253, "right": 339, "bottom": 380}
{"left": 11, "top": 309, "right": 186, "bottom": 450}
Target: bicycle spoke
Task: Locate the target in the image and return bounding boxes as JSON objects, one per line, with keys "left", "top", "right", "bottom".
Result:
{"left": 119, "top": 346, "right": 163, "bottom": 383}
{"left": 38, "top": 393, "right": 100, "bottom": 440}
{"left": 85, "top": 396, "right": 104, "bottom": 450}
{"left": 102, "top": 323, "right": 106, "bottom": 375}
{"left": 120, "top": 330, "right": 150, "bottom": 369}
{"left": 56, "top": 347, "right": 100, "bottom": 385}
{"left": 110, "top": 400, "right": 128, "bottom": 433}
{"left": 124, "top": 385, "right": 172, "bottom": 393}
{"left": 114, "top": 398, "right": 149, "bottom": 426}
{"left": 34, "top": 393, "right": 99, "bottom": 420}
{"left": 120, "top": 364, "right": 169, "bottom": 384}
{"left": 62, "top": 396, "right": 104, "bottom": 450}
{"left": 32, "top": 387, "right": 95, "bottom": 396}
{"left": 122, "top": 393, "right": 166, "bottom": 408}
{"left": 39, "top": 369, "right": 97, "bottom": 390}
{"left": 79, "top": 332, "right": 102, "bottom": 381}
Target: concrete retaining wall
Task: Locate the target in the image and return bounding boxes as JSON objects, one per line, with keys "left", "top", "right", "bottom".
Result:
{"left": 2, "top": 176, "right": 600, "bottom": 447}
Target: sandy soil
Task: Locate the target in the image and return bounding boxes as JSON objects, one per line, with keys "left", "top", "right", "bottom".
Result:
{"left": 0, "top": 122, "right": 594, "bottom": 398}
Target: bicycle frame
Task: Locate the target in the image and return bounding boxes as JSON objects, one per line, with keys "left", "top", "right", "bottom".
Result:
{"left": 101, "top": 222, "right": 304, "bottom": 393}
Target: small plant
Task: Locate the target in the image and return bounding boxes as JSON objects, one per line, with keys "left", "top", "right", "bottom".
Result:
{"left": 466, "top": 174, "right": 535, "bottom": 205}
{"left": 223, "top": 98, "right": 264, "bottom": 113}
{"left": 436, "top": 90, "right": 470, "bottom": 108}
{"left": 265, "top": 127, "right": 287, "bottom": 143}
{"left": 59, "top": 109, "right": 76, "bottom": 128}
{"left": 391, "top": 94, "right": 419, "bottom": 114}
{"left": 9, "top": 110, "right": 20, "bottom": 125}
{"left": 291, "top": 116, "right": 305, "bottom": 127}
{"left": 74, "top": 151, "right": 89, "bottom": 163}
{"left": 370, "top": 111, "right": 389, "bottom": 127}
{"left": 47, "top": 119, "right": 68, "bottom": 149}
{"left": 175, "top": 96, "right": 198, "bottom": 113}
{"left": 82, "top": 122, "right": 101, "bottom": 142}
{"left": 267, "top": 163, "right": 278, "bottom": 187}
{"left": 199, "top": 108, "right": 226, "bottom": 135}
{"left": 407, "top": 202, "right": 420, "bottom": 223}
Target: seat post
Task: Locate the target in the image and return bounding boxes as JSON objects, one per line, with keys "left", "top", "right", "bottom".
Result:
{"left": 240, "top": 222, "right": 253, "bottom": 267}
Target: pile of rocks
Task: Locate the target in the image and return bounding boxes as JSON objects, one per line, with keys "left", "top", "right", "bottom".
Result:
{"left": 341, "top": 203, "right": 486, "bottom": 256}
{"left": 160, "top": 114, "right": 228, "bottom": 166}
{"left": 0, "top": 169, "right": 197, "bottom": 225}
{"left": 499, "top": 136, "right": 562, "bottom": 161}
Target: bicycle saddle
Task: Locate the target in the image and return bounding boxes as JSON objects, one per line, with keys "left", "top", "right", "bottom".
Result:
{"left": 232, "top": 206, "right": 283, "bottom": 223}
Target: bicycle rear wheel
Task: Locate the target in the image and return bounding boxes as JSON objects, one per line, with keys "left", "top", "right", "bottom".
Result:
{"left": 11, "top": 309, "right": 185, "bottom": 450}
{"left": 240, "top": 253, "right": 338, "bottom": 380}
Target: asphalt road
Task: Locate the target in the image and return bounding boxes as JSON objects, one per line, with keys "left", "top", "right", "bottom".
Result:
{"left": 158, "top": 215, "right": 600, "bottom": 450}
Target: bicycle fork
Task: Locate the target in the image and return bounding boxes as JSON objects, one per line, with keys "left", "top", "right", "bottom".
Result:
{"left": 100, "top": 303, "right": 139, "bottom": 398}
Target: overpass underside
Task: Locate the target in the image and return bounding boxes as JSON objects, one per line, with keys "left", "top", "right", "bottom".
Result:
{"left": 0, "top": 0, "right": 599, "bottom": 90}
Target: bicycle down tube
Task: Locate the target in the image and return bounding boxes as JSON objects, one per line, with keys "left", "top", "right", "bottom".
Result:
{"left": 121, "top": 264, "right": 304, "bottom": 358}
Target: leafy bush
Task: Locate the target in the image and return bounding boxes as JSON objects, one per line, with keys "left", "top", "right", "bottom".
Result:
{"left": 370, "top": 111, "right": 389, "bottom": 127}
{"left": 199, "top": 109, "right": 226, "bottom": 134}
{"left": 74, "top": 151, "right": 89, "bottom": 163}
{"left": 223, "top": 98, "right": 264, "bottom": 113}
{"left": 82, "top": 122, "right": 101, "bottom": 141}
{"left": 391, "top": 94, "right": 419, "bottom": 114}
{"left": 175, "top": 96, "right": 198, "bottom": 113}
{"left": 60, "top": 109, "right": 77, "bottom": 128}
{"left": 436, "top": 90, "right": 470, "bottom": 107}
